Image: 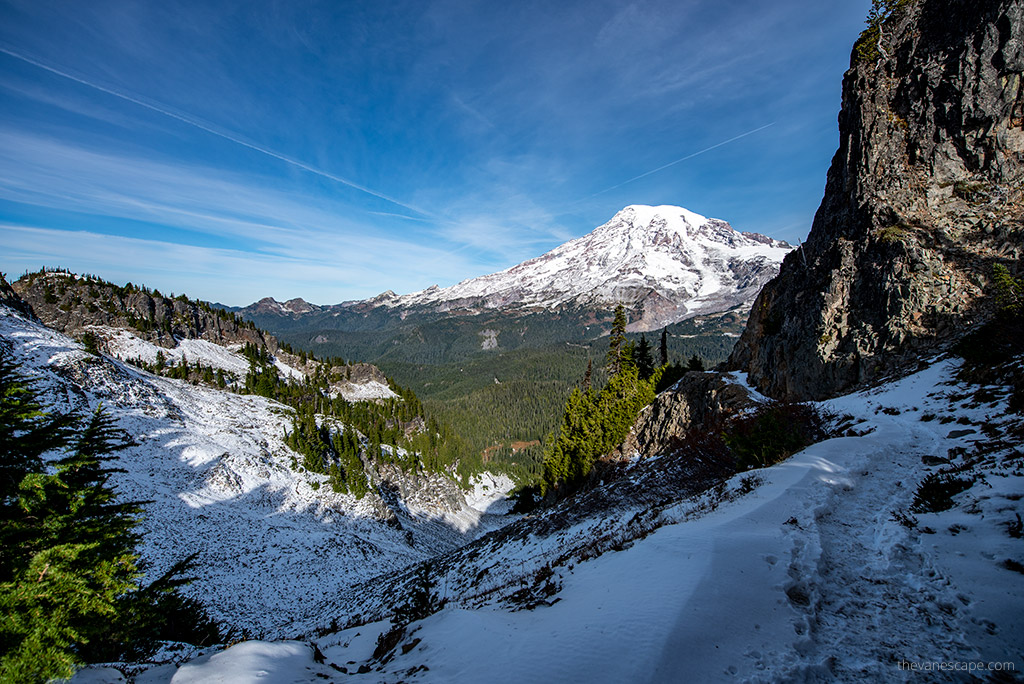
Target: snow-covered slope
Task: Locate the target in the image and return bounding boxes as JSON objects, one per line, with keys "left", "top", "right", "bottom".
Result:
{"left": 380, "top": 205, "right": 791, "bottom": 329}
{"left": 98, "top": 325, "right": 397, "bottom": 401}
{"left": 93, "top": 356, "right": 1022, "bottom": 682}
{"left": 0, "top": 305, "right": 512, "bottom": 639}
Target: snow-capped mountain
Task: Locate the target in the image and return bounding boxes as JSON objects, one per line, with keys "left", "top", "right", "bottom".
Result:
{"left": 377, "top": 205, "right": 791, "bottom": 330}
{"left": 241, "top": 205, "right": 791, "bottom": 333}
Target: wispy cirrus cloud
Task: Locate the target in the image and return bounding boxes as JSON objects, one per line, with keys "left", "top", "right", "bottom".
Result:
{"left": 0, "top": 131, "right": 491, "bottom": 302}
{"left": 0, "top": 0, "right": 870, "bottom": 304}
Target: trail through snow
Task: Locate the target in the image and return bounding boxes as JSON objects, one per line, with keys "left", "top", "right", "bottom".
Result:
{"left": 39, "top": 332, "right": 1021, "bottom": 683}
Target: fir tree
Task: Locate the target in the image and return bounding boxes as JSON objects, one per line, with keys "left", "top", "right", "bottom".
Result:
{"left": 659, "top": 327, "right": 669, "bottom": 367}
{"left": 606, "top": 304, "right": 628, "bottom": 376}
{"left": 393, "top": 562, "right": 444, "bottom": 625}
{"left": 0, "top": 353, "right": 217, "bottom": 681}
{"left": 635, "top": 334, "right": 654, "bottom": 380}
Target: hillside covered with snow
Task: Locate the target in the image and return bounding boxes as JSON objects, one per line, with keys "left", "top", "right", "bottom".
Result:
{"left": 0, "top": 304, "right": 514, "bottom": 639}
{"left": 72, "top": 355, "right": 1024, "bottom": 682}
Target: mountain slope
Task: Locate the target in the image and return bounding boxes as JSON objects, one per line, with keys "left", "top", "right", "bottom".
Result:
{"left": 89, "top": 358, "right": 1023, "bottom": 682}
{"left": 0, "top": 303, "right": 513, "bottom": 638}
{"left": 730, "top": 0, "right": 1024, "bottom": 400}
{"left": 378, "top": 205, "right": 791, "bottom": 330}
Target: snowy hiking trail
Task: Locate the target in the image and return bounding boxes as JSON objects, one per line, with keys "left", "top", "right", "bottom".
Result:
{"left": 43, "top": 344, "right": 1021, "bottom": 682}
{"left": 300, "top": 361, "right": 1022, "bottom": 684}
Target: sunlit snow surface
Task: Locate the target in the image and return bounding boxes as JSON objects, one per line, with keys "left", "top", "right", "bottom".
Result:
{"left": 101, "top": 356, "right": 1024, "bottom": 684}
{"left": 14, "top": 302, "right": 1019, "bottom": 682}
{"left": 386, "top": 205, "right": 792, "bottom": 316}
{"left": 0, "top": 307, "right": 511, "bottom": 640}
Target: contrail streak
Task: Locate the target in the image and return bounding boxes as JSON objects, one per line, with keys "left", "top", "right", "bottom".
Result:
{"left": 578, "top": 122, "right": 775, "bottom": 201}
{"left": 0, "top": 45, "right": 434, "bottom": 219}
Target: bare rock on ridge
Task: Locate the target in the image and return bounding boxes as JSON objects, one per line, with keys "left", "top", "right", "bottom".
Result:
{"left": 730, "top": 0, "right": 1024, "bottom": 400}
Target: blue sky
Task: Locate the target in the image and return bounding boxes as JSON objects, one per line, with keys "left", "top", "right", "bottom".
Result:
{"left": 0, "top": 0, "right": 869, "bottom": 306}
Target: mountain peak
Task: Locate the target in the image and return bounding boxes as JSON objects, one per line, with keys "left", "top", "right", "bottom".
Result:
{"left": 380, "top": 204, "right": 792, "bottom": 330}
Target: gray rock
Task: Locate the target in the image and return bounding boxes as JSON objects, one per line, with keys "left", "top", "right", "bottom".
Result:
{"left": 730, "top": 0, "right": 1024, "bottom": 400}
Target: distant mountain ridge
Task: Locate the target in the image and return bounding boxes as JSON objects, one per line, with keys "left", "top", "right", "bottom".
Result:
{"left": 242, "top": 205, "right": 792, "bottom": 333}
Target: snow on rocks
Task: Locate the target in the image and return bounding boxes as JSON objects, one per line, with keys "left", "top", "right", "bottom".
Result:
{"left": 0, "top": 305, "right": 510, "bottom": 640}
{"left": 334, "top": 379, "right": 399, "bottom": 402}
{"left": 170, "top": 641, "right": 335, "bottom": 683}
{"left": 293, "top": 358, "right": 1021, "bottom": 683}
{"left": 102, "top": 329, "right": 251, "bottom": 378}
{"left": 465, "top": 472, "right": 517, "bottom": 515}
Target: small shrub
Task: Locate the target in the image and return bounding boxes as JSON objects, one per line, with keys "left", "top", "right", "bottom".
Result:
{"left": 891, "top": 508, "right": 919, "bottom": 529}
{"left": 952, "top": 180, "right": 990, "bottom": 204}
{"left": 737, "top": 474, "right": 763, "bottom": 495}
{"left": 876, "top": 225, "right": 908, "bottom": 244}
{"left": 1007, "top": 514, "right": 1023, "bottom": 539}
{"left": 80, "top": 330, "right": 100, "bottom": 355}
{"left": 724, "top": 403, "right": 830, "bottom": 469}
{"left": 1001, "top": 559, "right": 1024, "bottom": 575}
{"left": 372, "top": 624, "right": 405, "bottom": 661}
{"left": 911, "top": 472, "right": 973, "bottom": 513}
{"left": 853, "top": 0, "right": 913, "bottom": 64}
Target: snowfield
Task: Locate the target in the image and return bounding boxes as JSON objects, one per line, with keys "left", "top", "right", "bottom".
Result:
{"left": 9, "top": 301, "right": 1021, "bottom": 682}
{"left": 380, "top": 205, "right": 792, "bottom": 327}
{"left": 0, "top": 306, "right": 514, "bottom": 640}
{"left": 77, "top": 355, "right": 1022, "bottom": 683}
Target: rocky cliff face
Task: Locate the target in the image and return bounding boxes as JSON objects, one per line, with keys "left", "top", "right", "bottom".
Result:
{"left": 618, "top": 372, "right": 755, "bottom": 460}
{"left": 14, "top": 270, "right": 276, "bottom": 351}
{"left": 730, "top": 0, "right": 1024, "bottom": 400}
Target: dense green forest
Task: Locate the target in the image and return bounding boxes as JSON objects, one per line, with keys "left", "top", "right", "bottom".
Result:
{"left": 373, "top": 322, "right": 739, "bottom": 483}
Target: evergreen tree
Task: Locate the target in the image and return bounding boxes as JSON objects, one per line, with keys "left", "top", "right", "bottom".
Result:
{"left": 80, "top": 331, "right": 100, "bottom": 356}
{"left": 0, "top": 353, "right": 217, "bottom": 681}
{"left": 635, "top": 334, "right": 654, "bottom": 380}
{"left": 606, "top": 304, "right": 628, "bottom": 376}
{"left": 542, "top": 360, "right": 657, "bottom": 494}
{"left": 0, "top": 354, "right": 75, "bottom": 574}
{"left": 686, "top": 354, "right": 705, "bottom": 372}
{"left": 393, "top": 562, "right": 444, "bottom": 625}
{"left": 659, "top": 327, "right": 669, "bottom": 367}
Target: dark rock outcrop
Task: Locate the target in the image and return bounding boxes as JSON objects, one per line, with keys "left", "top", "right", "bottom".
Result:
{"left": 0, "top": 273, "right": 34, "bottom": 318}
{"left": 14, "top": 270, "right": 276, "bottom": 351}
{"left": 730, "top": 0, "right": 1024, "bottom": 400}
{"left": 618, "top": 372, "right": 756, "bottom": 459}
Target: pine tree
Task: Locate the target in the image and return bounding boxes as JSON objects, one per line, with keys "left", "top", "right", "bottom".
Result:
{"left": 606, "top": 304, "right": 628, "bottom": 376}
{"left": 636, "top": 334, "right": 654, "bottom": 380}
{"left": 659, "top": 327, "right": 669, "bottom": 367}
{"left": 0, "top": 402, "right": 142, "bottom": 681}
{"left": 0, "top": 353, "right": 218, "bottom": 681}
{"left": 686, "top": 354, "right": 705, "bottom": 371}
{"left": 0, "top": 354, "right": 75, "bottom": 576}
{"left": 393, "top": 562, "right": 444, "bottom": 625}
